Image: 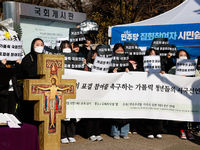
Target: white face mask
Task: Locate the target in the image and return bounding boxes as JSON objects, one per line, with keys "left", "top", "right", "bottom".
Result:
{"left": 63, "top": 48, "right": 71, "bottom": 53}
{"left": 34, "top": 46, "right": 44, "bottom": 53}
{"left": 179, "top": 56, "right": 187, "bottom": 59}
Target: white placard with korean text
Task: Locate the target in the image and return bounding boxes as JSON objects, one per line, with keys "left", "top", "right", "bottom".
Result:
{"left": 0, "top": 40, "right": 23, "bottom": 61}
{"left": 92, "top": 56, "right": 112, "bottom": 73}
{"left": 56, "top": 37, "right": 69, "bottom": 48}
{"left": 143, "top": 56, "right": 161, "bottom": 73}
{"left": 176, "top": 59, "right": 197, "bottom": 76}
{"left": 63, "top": 69, "right": 200, "bottom": 122}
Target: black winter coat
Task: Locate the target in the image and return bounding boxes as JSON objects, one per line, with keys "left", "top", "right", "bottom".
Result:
{"left": 21, "top": 52, "right": 40, "bottom": 79}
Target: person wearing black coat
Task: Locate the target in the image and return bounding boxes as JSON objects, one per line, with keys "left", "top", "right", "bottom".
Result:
{"left": 161, "top": 52, "right": 175, "bottom": 73}
{"left": 143, "top": 48, "right": 165, "bottom": 139}
{"left": 21, "top": 38, "right": 44, "bottom": 79}
{"left": 110, "top": 43, "right": 130, "bottom": 140}
{"left": 20, "top": 38, "right": 44, "bottom": 124}
{"left": 80, "top": 34, "right": 94, "bottom": 63}
{"left": 0, "top": 58, "right": 22, "bottom": 114}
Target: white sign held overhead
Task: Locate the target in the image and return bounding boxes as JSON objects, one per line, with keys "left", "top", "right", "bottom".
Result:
{"left": 0, "top": 40, "right": 23, "bottom": 61}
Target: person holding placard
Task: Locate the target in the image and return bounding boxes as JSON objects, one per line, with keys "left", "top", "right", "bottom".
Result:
{"left": 161, "top": 52, "right": 175, "bottom": 73}
{"left": 72, "top": 42, "right": 87, "bottom": 68}
{"left": 168, "top": 49, "right": 200, "bottom": 77}
{"left": 110, "top": 43, "right": 130, "bottom": 140}
{"left": 59, "top": 40, "right": 77, "bottom": 144}
{"left": 0, "top": 58, "right": 22, "bottom": 114}
{"left": 20, "top": 38, "right": 45, "bottom": 125}
{"left": 80, "top": 35, "right": 93, "bottom": 55}
{"left": 168, "top": 49, "right": 200, "bottom": 140}
{"left": 109, "top": 43, "right": 130, "bottom": 73}
{"left": 127, "top": 55, "right": 143, "bottom": 135}
{"left": 84, "top": 49, "right": 98, "bottom": 72}
{"left": 144, "top": 48, "right": 166, "bottom": 74}
{"left": 80, "top": 35, "right": 96, "bottom": 65}
{"left": 80, "top": 46, "right": 103, "bottom": 141}
{"left": 143, "top": 48, "right": 165, "bottom": 139}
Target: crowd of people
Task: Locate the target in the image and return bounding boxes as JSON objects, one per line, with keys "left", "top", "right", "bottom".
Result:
{"left": 0, "top": 35, "right": 200, "bottom": 144}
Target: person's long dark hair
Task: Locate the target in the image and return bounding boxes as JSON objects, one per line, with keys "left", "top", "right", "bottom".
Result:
{"left": 31, "top": 38, "right": 44, "bottom": 54}
{"left": 59, "top": 40, "right": 72, "bottom": 52}
{"left": 176, "top": 49, "right": 190, "bottom": 59}
{"left": 113, "top": 43, "right": 124, "bottom": 53}
{"left": 145, "top": 48, "right": 159, "bottom": 56}
{"left": 72, "top": 42, "right": 79, "bottom": 53}
{"left": 197, "top": 56, "right": 200, "bottom": 65}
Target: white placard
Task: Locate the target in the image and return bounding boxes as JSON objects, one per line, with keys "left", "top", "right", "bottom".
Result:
{"left": 62, "top": 69, "right": 200, "bottom": 122}
{"left": 139, "top": 46, "right": 147, "bottom": 51}
{"left": 44, "top": 41, "right": 52, "bottom": 48}
{"left": 91, "top": 56, "right": 112, "bottom": 73}
{"left": 176, "top": 59, "right": 197, "bottom": 76}
{"left": 0, "top": 40, "right": 23, "bottom": 61}
{"left": 8, "top": 122, "right": 21, "bottom": 128}
{"left": 56, "top": 37, "right": 69, "bottom": 48}
{"left": 143, "top": 55, "right": 161, "bottom": 73}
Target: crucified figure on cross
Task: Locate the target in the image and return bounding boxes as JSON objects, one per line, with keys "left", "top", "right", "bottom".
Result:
{"left": 37, "top": 77, "right": 71, "bottom": 128}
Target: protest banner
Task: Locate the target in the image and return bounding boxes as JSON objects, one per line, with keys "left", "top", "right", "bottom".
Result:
{"left": 151, "top": 38, "right": 177, "bottom": 57}
{"left": 43, "top": 46, "right": 60, "bottom": 55}
{"left": 124, "top": 42, "right": 145, "bottom": 59}
{"left": 143, "top": 55, "right": 161, "bottom": 73}
{"left": 0, "top": 40, "right": 23, "bottom": 61}
{"left": 109, "top": 53, "right": 129, "bottom": 72}
{"left": 62, "top": 69, "right": 200, "bottom": 122}
{"left": 91, "top": 56, "right": 112, "bottom": 73}
{"left": 80, "top": 19, "right": 99, "bottom": 34}
{"left": 62, "top": 53, "right": 85, "bottom": 70}
{"left": 96, "top": 45, "right": 113, "bottom": 58}
{"left": 69, "top": 28, "right": 86, "bottom": 44}
{"left": 176, "top": 59, "right": 197, "bottom": 76}
{"left": 159, "top": 44, "right": 177, "bottom": 57}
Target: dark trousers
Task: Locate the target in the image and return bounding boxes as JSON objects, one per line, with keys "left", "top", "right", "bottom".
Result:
{"left": 130, "top": 119, "right": 139, "bottom": 131}
{"left": 7, "top": 91, "right": 17, "bottom": 114}
{"left": 85, "top": 119, "right": 101, "bottom": 138}
{"left": 61, "top": 119, "right": 76, "bottom": 139}
{"left": 0, "top": 91, "right": 16, "bottom": 114}
{"left": 0, "top": 95, "right": 8, "bottom": 113}
{"left": 144, "top": 119, "right": 161, "bottom": 136}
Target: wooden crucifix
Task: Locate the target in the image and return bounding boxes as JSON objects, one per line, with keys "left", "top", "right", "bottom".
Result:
{"left": 23, "top": 54, "right": 76, "bottom": 150}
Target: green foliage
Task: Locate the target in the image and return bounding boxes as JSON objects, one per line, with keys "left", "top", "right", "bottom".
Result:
{"left": 13, "top": 23, "right": 22, "bottom": 40}
{"left": 90, "top": 0, "right": 184, "bottom": 44}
